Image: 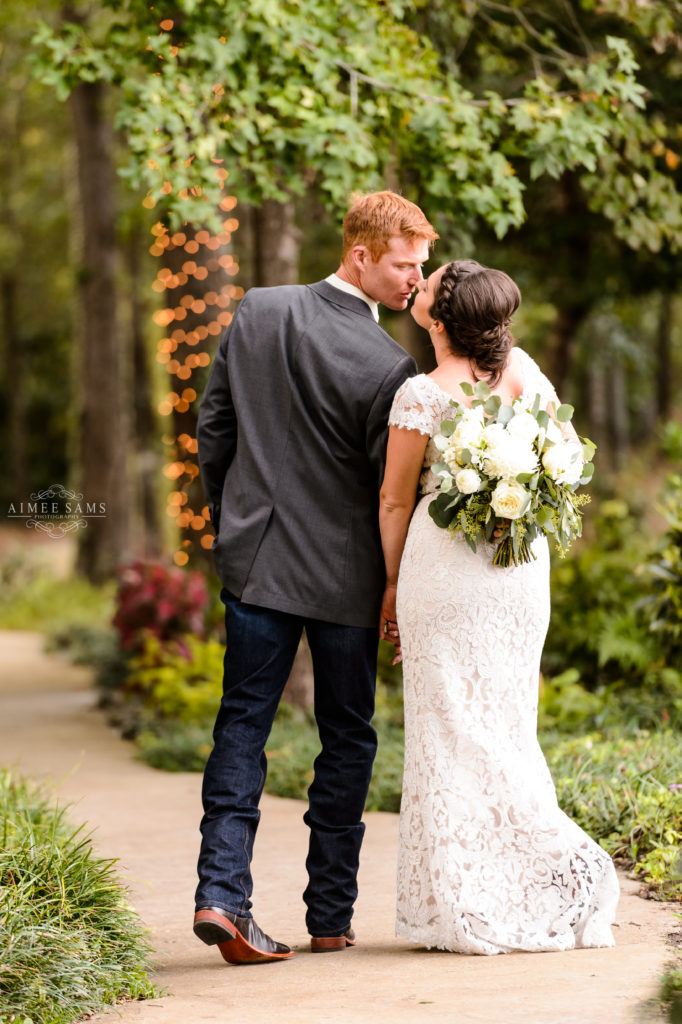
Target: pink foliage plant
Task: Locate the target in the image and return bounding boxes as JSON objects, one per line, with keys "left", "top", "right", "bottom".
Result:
{"left": 112, "top": 560, "right": 209, "bottom": 655}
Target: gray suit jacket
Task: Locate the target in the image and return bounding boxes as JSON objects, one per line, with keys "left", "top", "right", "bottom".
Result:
{"left": 197, "top": 280, "right": 416, "bottom": 627}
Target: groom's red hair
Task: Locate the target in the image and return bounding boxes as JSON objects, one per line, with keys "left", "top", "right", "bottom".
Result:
{"left": 342, "top": 191, "right": 438, "bottom": 262}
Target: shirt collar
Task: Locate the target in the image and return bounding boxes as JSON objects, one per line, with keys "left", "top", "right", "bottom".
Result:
{"left": 325, "top": 273, "right": 380, "bottom": 322}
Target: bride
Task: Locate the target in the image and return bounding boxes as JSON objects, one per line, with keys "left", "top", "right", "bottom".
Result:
{"left": 379, "top": 259, "right": 619, "bottom": 954}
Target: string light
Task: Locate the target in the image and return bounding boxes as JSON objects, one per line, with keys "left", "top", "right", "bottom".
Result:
{"left": 150, "top": 157, "right": 239, "bottom": 566}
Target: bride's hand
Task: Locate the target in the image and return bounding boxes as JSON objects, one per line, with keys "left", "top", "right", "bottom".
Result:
{"left": 379, "top": 585, "right": 402, "bottom": 664}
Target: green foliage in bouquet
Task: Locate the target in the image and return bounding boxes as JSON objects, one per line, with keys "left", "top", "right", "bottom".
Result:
{"left": 428, "top": 380, "right": 595, "bottom": 567}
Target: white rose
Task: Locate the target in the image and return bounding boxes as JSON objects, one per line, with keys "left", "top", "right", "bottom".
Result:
{"left": 542, "top": 441, "right": 583, "bottom": 485}
{"left": 490, "top": 480, "right": 529, "bottom": 520}
{"left": 482, "top": 430, "right": 539, "bottom": 481}
{"left": 507, "top": 410, "right": 539, "bottom": 442}
{"left": 455, "top": 468, "right": 481, "bottom": 494}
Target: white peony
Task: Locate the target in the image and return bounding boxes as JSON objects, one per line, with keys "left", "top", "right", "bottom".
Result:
{"left": 507, "top": 410, "right": 539, "bottom": 442}
{"left": 481, "top": 422, "right": 506, "bottom": 446}
{"left": 490, "top": 480, "right": 529, "bottom": 520}
{"left": 482, "top": 429, "right": 539, "bottom": 481}
{"left": 455, "top": 468, "right": 481, "bottom": 494}
{"left": 452, "top": 407, "right": 485, "bottom": 450}
{"left": 543, "top": 441, "right": 584, "bottom": 485}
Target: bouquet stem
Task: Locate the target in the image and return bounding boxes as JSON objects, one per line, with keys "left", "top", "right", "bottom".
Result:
{"left": 493, "top": 535, "right": 536, "bottom": 568}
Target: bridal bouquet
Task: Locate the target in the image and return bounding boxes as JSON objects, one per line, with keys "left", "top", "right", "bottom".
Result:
{"left": 428, "top": 381, "right": 595, "bottom": 567}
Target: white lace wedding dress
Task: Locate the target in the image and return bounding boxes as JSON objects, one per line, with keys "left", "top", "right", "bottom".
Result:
{"left": 389, "top": 348, "right": 619, "bottom": 954}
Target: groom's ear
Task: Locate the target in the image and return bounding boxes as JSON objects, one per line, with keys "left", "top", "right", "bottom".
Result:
{"left": 348, "top": 244, "right": 371, "bottom": 270}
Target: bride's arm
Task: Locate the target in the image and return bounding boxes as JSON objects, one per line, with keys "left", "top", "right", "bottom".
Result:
{"left": 379, "top": 425, "right": 430, "bottom": 659}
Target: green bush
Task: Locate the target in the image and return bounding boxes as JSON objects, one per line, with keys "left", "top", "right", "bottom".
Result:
{"left": 538, "top": 668, "right": 604, "bottom": 733}
{"left": 0, "top": 770, "right": 158, "bottom": 1024}
{"left": 0, "top": 568, "right": 115, "bottom": 633}
{"left": 123, "top": 634, "right": 223, "bottom": 724}
{"left": 546, "top": 730, "right": 682, "bottom": 899}
{"left": 642, "top": 474, "right": 682, "bottom": 665}
{"left": 543, "top": 498, "right": 653, "bottom": 688}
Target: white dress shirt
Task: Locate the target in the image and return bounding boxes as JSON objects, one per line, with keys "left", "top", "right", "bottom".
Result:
{"left": 325, "top": 273, "right": 380, "bottom": 322}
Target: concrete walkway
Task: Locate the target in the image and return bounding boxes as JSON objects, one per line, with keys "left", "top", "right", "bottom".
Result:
{"left": 0, "top": 629, "right": 675, "bottom": 1024}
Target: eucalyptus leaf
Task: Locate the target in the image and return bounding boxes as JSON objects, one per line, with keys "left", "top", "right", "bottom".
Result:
{"left": 557, "top": 403, "right": 575, "bottom": 423}
{"left": 484, "top": 395, "right": 502, "bottom": 415}
{"left": 459, "top": 381, "right": 474, "bottom": 397}
{"left": 582, "top": 439, "right": 597, "bottom": 462}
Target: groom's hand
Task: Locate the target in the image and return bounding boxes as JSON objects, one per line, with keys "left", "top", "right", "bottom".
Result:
{"left": 493, "top": 518, "right": 510, "bottom": 540}
{"left": 379, "top": 584, "right": 402, "bottom": 665}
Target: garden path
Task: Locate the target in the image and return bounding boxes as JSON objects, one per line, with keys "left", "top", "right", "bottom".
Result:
{"left": 0, "top": 629, "right": 675, "bottom": 1024}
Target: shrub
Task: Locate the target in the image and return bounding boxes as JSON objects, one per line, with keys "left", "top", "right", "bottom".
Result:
{"left": 537, "top": 668, "right": 604, "bottom": 733}
{"left": 641, "top": 474, "right": 682, "bottom": 665}
{"left": 546, "top": 730, "right": 682, "bottom": 899}
{"left": 542, "top": 498, "right": 652, "bottom": 688}
{"left": 0, "top": 566, "right": 114, "bottom": 633}
{"left": 124, "top": 634, "right": 223, "bottom": 724}
{"left": 0, "top": 770, "right": 158, "bottom": 1024}
{"left": 111, "top": 560, "right": 209, "bottom": 653}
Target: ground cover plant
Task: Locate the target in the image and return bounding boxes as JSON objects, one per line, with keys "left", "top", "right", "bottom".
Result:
{"left": 0, "top": 770, "right": 158, "bottom": 1024}
{"left": 0, "top": 548, "right": 115, "bottom": 633}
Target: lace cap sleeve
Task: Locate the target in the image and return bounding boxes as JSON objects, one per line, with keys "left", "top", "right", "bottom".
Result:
{"left": 388, "top": 375, "right": 439, "bottom": 436}
{"left": 517, "top": 348, "right": 559, "bottom": 408}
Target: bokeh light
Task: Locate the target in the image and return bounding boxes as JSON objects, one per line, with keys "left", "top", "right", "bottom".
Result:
{"left": 151, "top": 170, "right": 240, "bottom": 565}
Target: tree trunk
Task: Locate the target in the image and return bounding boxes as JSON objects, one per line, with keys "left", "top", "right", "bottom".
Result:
{"left": 69, "top": 79, "right": 129, "bottom": 581}
{"left": 2, "top": 274, "right": 27, "bottom": 499}
{"left": 395, "top": 311, "right": 436, "bottom": 373}
{"left": 545, "top": 174, "right": 594, "bottom": 397}
{"left": 606, "top": 360, "right": 629, "bottom": 470}
{"left": 250, "top": 199, "right": 302, "bottom": 286}
{"left": 127, "top": 228, "right": 162, "bottom": 558}
{"left": 282, "top": 633, "right": 315, "bottom": 709}
{"left": 586, "top": 365, "right": 609, "bottom": 470}
{"left": 547, "top": 302, "right": 591, "bottom": 400}
{"left": 656, "top": 290, "right": 673, "bottom": 422}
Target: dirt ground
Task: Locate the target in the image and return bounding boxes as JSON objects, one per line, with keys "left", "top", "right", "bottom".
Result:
{"left": 0, "top": 629, "right": 676, "bottom": 1024}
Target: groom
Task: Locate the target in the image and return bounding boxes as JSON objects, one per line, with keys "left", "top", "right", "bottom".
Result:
{"left": 193, "top": 191, "right": 437, "bottom": 963}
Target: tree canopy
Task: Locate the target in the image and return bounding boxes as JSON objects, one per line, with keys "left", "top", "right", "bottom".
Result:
{"left": 32, "top": 0, "right": 680, "bottom": 250}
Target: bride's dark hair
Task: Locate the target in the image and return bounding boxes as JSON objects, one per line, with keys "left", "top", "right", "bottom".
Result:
{"left": 429, "top": 259, "right": 521, "bottom": 387}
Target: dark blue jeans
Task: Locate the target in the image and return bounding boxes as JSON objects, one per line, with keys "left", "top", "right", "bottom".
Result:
{"left": 195, "top": 589, "right": 379, "bottom": 937}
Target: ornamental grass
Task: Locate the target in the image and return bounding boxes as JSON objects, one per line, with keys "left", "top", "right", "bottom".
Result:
{"left": 0, "top": 770, "right": 157, "bottom": 1024}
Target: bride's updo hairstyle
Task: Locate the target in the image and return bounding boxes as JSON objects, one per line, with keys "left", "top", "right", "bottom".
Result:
{"left": 429, "top": 259, "right": 521, "bottom": 386}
